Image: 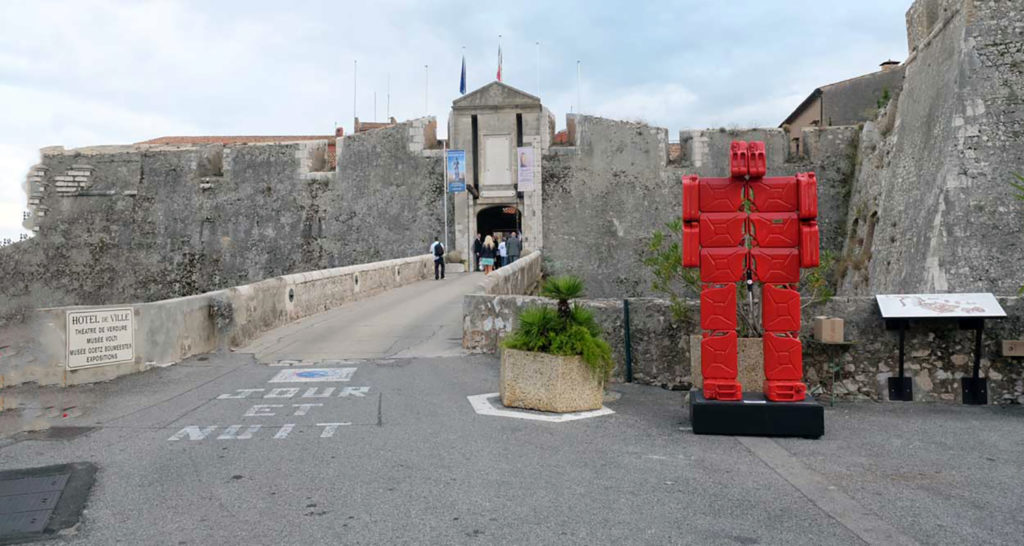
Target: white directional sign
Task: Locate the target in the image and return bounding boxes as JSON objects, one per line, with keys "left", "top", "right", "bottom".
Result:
{"left": 66, "top": 308, "right": 134, "bottom": 370}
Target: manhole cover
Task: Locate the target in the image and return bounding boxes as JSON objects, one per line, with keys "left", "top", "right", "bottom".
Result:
{"left": 18, "top": 427, "right": 96, "bottom": 442}
{"left": 0, "top": 463, "right": 96, "bottom": 544}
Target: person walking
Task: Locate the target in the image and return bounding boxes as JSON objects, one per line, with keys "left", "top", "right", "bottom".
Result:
{"left": 473, "top": 233, "right": 483, "bottom": 272}
{"left": 480, "top": 235, "right": 496, "bottom": 274}
{"left": 498, "top": 236, "right": 508, "bottom": 268}
{"left": 507, "top": 231, "right": 521, "bottom": 265}
{"left": 430, "top": 236, "right": 445, "bottom": 280}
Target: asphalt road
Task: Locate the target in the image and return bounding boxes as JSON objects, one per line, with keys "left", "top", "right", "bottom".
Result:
{"left": 1, "top": 272, "right": 1022, "bottom": 545}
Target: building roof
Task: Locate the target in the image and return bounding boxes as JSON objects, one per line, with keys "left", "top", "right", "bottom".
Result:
{"left": 135, "top": 135, "right": 333, "bottom": 145}
{"left": 452, "top": 81, "right": 541, "bottom": 110}
{"left": 780, "top": 65, "right": 905, "bottom": 128}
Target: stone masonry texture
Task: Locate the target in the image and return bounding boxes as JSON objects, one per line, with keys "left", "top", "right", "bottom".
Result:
{"left": 541, "top": 116, "right": 859, "bottom": 298}
{"left": 0, "top": 119, "right": 447, "bottom": 323}
{"left": 839, "top": 0, "right": 1024, "bottom": 296}
{"left": 466, "top": 294, "right": 1024, "bottom": 404}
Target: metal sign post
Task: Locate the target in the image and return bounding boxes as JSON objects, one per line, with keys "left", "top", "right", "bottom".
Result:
{"left": 443, "top": 141, "right": 449, "bottom": 252}
{"left": 876, "top": 293, "right": 1006, "bottom": 404}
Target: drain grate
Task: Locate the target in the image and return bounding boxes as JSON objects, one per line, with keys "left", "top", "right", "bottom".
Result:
{"left": 18, "top": 427, "right": 96, "bottom": 442}
{"left": 0, "top": 463, "right": 95, "bottom": 544}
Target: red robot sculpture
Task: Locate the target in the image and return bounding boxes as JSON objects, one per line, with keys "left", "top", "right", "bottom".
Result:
{"left": 683, "top": 141, "right": 819, "bottom": 402}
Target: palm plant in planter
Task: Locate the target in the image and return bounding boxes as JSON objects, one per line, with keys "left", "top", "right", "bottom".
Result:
{"left": 500, "top": 276, "right": 614, "bottom": 413}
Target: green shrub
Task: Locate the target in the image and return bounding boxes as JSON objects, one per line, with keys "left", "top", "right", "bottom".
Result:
{"left": 502, "top": 276, "right": 614, "bottom": 383}
{"left": 640, "top": 218, "right": 700, "bottom": 322}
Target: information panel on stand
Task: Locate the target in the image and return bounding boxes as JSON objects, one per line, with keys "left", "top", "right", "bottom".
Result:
{"left": 876, "top": 293, "right": 1006, "bottom": 319}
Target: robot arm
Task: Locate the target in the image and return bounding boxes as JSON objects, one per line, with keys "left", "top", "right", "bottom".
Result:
{"left": 682, "top": 175, "right": 700, "bottom": 267}
{"left": 797, "top": 173, "right": 820, "bottom": 268}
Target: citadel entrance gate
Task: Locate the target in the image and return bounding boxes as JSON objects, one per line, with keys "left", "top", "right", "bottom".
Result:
{"left": 476, "top": 205, "right": 521, "bottom": 240}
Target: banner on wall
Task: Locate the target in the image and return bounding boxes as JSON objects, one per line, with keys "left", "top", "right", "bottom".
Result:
{"left": 516, "top": 146, "right": 535, "bottom": 191}
{"left": 447, "top": 150, "right": 466, "bottom": 192}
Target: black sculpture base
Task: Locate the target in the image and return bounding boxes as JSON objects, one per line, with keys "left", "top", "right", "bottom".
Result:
{"left": 689, "top": 390, "right": 824, "bottom": 439}
{"left": 888, "top": 376, "right": 913, "bottom": 401}
{"left": 961, "top": 377, "right": 988, "bottom": 405}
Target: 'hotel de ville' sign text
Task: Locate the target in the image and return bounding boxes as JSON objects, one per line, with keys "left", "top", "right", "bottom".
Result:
{"left": 66, "top": 308, "right": 135, "bottom": 370}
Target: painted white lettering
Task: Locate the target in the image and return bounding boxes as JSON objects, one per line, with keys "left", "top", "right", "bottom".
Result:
{"left": 168, "top": 426, "right": 216, "bottom": 441}
{"left": 291, "top": 403, "right": 322, "bottom": 416}
{"left": 302, "top": 387, "right": 336, "bottom": 398}
{"left": 315, "top": 422, "right": 351, "bottom": 438}
{"left": 265, "top": 388, "right": 300, "bottom": 398}
{"left": 244, "top": 404, "right": 283, "bottom": 417}
{"left": 217, "top": 389, "right": 265, "bottom": 399}
{"left": 273, "top": 424, "right": 295, "bottom": 439}
{"left": 339, "top": 386, "right": 370, "bottom": 397}
{"left": 217, "top": 424, "right": 261, "bottom": 440}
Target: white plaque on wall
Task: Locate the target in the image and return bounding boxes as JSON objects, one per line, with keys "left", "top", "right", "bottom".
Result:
{"left": 66, "top": 308, "right": 135, "bottom": 370}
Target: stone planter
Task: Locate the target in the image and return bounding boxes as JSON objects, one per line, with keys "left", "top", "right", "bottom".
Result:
{"left": 500, "top": 348, "right": 604, "bottom": 413}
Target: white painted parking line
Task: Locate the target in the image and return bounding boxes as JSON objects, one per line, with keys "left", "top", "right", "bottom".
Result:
{"left": 273, "top": 424, "right": 294, "bottom": 439}
{"left": 467, "top": 393, "right": 615, "bottom": 422}
{"left": 315, "top": 423, "right": 351, "bottom": 438}
{"left": 269, "top": 368, "right": 357, "bottom": 383}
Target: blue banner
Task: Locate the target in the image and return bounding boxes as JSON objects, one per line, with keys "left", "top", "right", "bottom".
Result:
{"left": 447, "top": 150, "right": 466, "bottom": 192}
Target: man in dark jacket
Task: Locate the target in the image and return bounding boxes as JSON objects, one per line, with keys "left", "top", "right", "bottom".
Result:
{"left": 507, "top": 231, "right": 522, "bottom": 265}
{"left": 430, "top": 237, "right": 445, "bottom": 280}
{"left": 473, "top": 233, "right": 483, "bottom": 272}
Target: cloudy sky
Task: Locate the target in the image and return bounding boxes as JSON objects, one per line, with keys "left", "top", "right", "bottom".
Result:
{"left": 0, "top": 0, "right": 912, "bottom": 242}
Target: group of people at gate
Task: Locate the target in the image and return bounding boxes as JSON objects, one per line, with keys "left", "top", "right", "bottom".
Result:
{"left": 429, "top": 231, "right": 522, "bottom": 280}
{"left": 473, "top": 231, "right": 521, "bottom": 274}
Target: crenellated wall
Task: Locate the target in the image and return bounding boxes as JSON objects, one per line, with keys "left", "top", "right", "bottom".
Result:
{"left": 1, "top": 118, "right": 446, "bottom": 323}
{"left": 540, "top": 115, "right": 859, "bottom": 298}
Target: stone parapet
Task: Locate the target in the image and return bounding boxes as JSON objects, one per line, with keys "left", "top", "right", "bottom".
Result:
{"left": 464, "top": 294, "right": 1024, "bottom": 404}
{"left": 0, "top": 255, "right": 434, "bottom": 388}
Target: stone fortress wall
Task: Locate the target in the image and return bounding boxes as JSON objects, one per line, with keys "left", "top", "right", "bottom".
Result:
{"left": 1, "top": 0, "right": 1021, "bottom": 399}
{"left": 541, "top": 116, "right": 859, "bottom": 298}
{"left": 1, "top": 118, "right": 449, "bottom": 321}
{"left": 839, "top": 0, "right": 1024, "bottom": 296}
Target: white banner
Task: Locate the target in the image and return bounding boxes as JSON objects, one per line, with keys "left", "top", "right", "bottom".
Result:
{"left": 516, "top": 146, "right": 535, "bottom": 191}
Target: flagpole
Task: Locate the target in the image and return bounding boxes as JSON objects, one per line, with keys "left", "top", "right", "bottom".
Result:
{"left": 387, "top": 74, "right": 391, "bottom": 119}
{"left": 536, "top": 41, "right": 540, "bottom": 97}
{"left": 356, "top": 58, "right": 360, "bottom": 127}
{"left": 576, "top": 60, "right": 582, "bottom": 114}
{"left": 424, "top": 64, "right": 429, "bottom": 114}
{"left": 497, "top": 34, "right": 502, "bottom": 82}
{"left": 443, "top": 140, "right": 449, "bottom": 252}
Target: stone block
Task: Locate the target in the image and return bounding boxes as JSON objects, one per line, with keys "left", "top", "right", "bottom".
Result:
{"left": 500, "top": 348, "right": 604, "bottom": 413}
{"left": 813, "top": 317, "right": 845, "bottom": 343}
{"left": 53, "top": 176, "right": 74, "bottom": 181}
{"left": 1003, "top": 340, "right": 1024, "bottom": 357}
{"left": 66, "top": 170, "right": 91, "bottom": 177}
{"left": 691, "top": 335, "right": 765, "bottom": 392}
